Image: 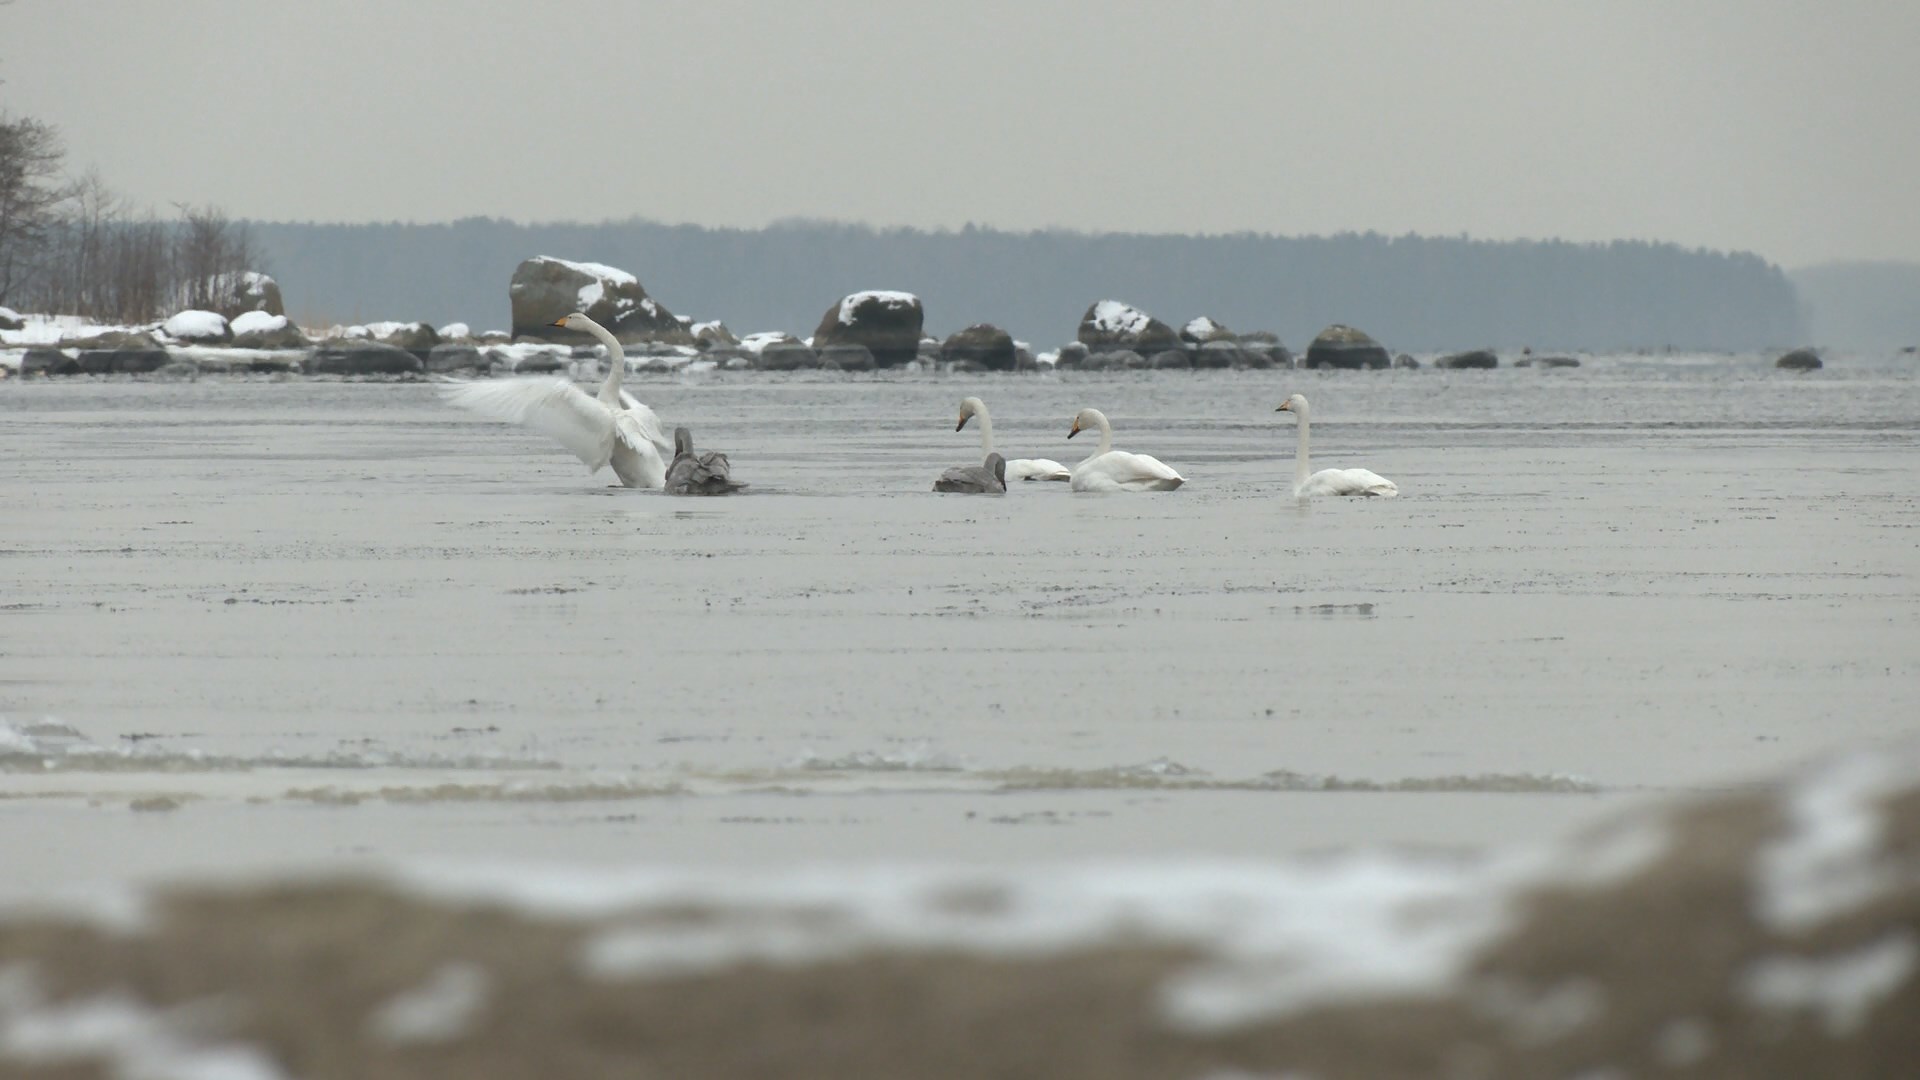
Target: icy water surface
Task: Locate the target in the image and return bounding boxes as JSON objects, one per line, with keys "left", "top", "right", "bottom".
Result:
{"left": 1, "top": 359, "right": 1917, "bottom": 887}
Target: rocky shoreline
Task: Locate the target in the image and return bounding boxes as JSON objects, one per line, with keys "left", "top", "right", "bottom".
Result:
{"left": 3, "top": 255, "right": 1845, "bottom": 379}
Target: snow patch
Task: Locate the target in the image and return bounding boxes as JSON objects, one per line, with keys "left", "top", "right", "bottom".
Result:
{"left": 1741, "top": 932, "right": 1917, "bottom": 1036}
{"left": 161, "top": 310, "right": 228, "bottom": 340}
{"left": 0, "top": 972, "right": 290, "bottom": 1080}
{"left": 835, "top": 290, "right": 918, "bottom": 326}
{"left": 366, "top": 963, "right": 490, "bottom": 1045}
{"left": 437, "top": 322, "right": 471, "bottom": 340}
{"left": 1754, "top": 750, "right": 1911, "bottom": 930}
{"left": 228, "top": 311, "right": 286, "bottom": 336}
{"left": 1184, "top": 316, "right": 1224, "bottom": 337}
{"left": 738, "top": 331, "right": 792, "bottom": 356}
{"left": 1089, "top": 300, "right": 1152, "bottom": 336}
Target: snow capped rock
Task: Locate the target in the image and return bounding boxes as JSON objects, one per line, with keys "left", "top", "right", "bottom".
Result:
{"left": 161, "top": 310, "right": 232, "bottom": 344}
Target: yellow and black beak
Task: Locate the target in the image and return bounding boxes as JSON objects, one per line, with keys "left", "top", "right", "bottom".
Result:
{"left": 1067, "top": 419, "right": 1082, "bottom": 439}
{"left": 955, "top": 416, "right": 969, "bottom": 432}
{"left": 1275, "top": 401, "right": 1292, "bottom": 412}
{"left": 550, "top": 317, "right": 568, "bottom": 328}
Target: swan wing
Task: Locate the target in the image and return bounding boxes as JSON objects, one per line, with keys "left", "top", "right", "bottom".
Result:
{"left": 1070, "top": 450, "right": 1185, "bottom": 492}
{"left": 442, "top": 378, "right": 615, "bottom": 471}
{"left": 609, "top": 410, "right": 668, "bottom": 488}
{"left": 933, "top": 464, "right": 1004, "bottom": 493}
{"left": 615, "top": 390, "right": 674, "bottom": 457}
{"left": 1301, "top": 468, "right": 1398, "bottom": 497}
{"left": 1006, "top": 457, "right": 1072, "bottom": 482}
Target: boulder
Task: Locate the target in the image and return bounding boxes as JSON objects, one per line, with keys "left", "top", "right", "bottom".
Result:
{"left": 1053, "top": 341, "right": 1089, "bottom": 369}
{"left": 1303, "top": 324, "right": 1391, "bottom": 369}
{"left": 1516, "top": 356, "right": 1580, "bottom": 369}
{"left": 509, "top": 255, "right": 695, "bottom": 346}
{"left": 813, "top": 291, "right": 924, "bottom": 368}
{"left": 21, "top": 347, "right": 69, "bottom": 376}
{"left": 1436, "top": 349, "right": 1499, "bottom": 369}
{"left": 78, "top": 348, "right": 172, "bottom": 374}
{"left": 1013, "top": 342, "right": 1038, "bottom": 372}
{"left": 1080, "top": 349, "right": 1147, "bottom": 372}
{"left": 364, "top": 321, "right": 439, "bottom": 351}
{"left": 1193, "top": 341, "right": 1241, "bottom": 369}
{"left": 1078, "top": 300, "right": 1182, "bottom": 356}
{"left": 756, "top": 341, "right": 819, "bottom": 371}
{"left": 229, "top": 312, "right": 308, "bottom": 350}
{"left": 739, "top": 331, "right": 802, "bottom": 357}
{"left": 426, "top": 344, "right": 488, "bottom": 373}
{"left": 940, "top": 323, "right": 1017, "bottom": 371}
{"left": 306, "top": 341, "right": 424, "bottom": 375}
{"left": 691, "top": 321, "right": 739, "bottom": 350}
{"left": 489, "top": 347, "right": 565, "bottom": 374}
{"left": 1148, "top": 348, "right": 1192, "bottom": 369}
{"left": 1776, "top": 348, "right": 1823, "bottom": 371}
{"left": 818, "top": 344, "right": 876, "bottom": 372}
{"left": 1180, "top": 316, "right": 1236, "bottom": 346}
{"left": 210, "top": 271, "right": 284, "bottom": 317}
{"left": 1395, "top": 353, "right": 1422, "bottom": 369}
{"left": 0, "top": 306, "right": 22, "bottom": 331}
{"left": 436, "top": 322, "right": 473, "bottom": 342}
{"left": 161, "top": 310, "right": 232, "bottom": 345}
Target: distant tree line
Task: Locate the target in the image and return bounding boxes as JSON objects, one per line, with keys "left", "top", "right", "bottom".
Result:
{"left": 249, "top": 217, "right": 1804, "bottom": 352}
{"left": 0, "top": 111, "right": 259, "bottom": 321}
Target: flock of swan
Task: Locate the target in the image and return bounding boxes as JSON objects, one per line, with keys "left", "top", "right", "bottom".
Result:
{"left": 444, "top": 312, "right": 1398, "bottom": 499}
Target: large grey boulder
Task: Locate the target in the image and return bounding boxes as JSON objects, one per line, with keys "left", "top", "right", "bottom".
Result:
{"left": 509, "top": 255, "right": 695, "bottom": 346}
{"left": 77, "top": 348, "right": 172, "bottom": 374}
{"left": 1193, "top": 341, "right": 1241, "bottom": 369}
{"left": 229, "top": 312, "right": 308, "bottom": 350}
{"left": 1078, "top": 300, "right": 1182, "bottom": 356}
{"left": 1303, "top": 324, "right": 1391, "bottom": 369}
{"left": 211, "top": 271, "right": 285, "bottom": 317}
{"left": 1776, "top": 348, "right": 1823, "bottom": 371}
{"left": 307, "top": 341, "right": 424, "bottom": 375}
{"left": 1053, "top": 341, "right": 1090, "bottom": 369}
{"left": 1180, "top": 316, "right": 1237, "bottom": 346}
{"left": 818, "top": 343, "right": 876, "bottom": 372}
{"left": 21, "top": 347, "right": 70, "bottom": 375}
{"left": 813, "top": 290, "right": 924, "bottom": 368}
{"left": 1079, "top": 349, "right": 1147, "bottom": 372}
{"left": 691, "top": 321, "right": 739, "bottom": 350}
{"left": 426, "top": 344, "right": 488, "bottom": 373}
{"left": 0, "top": 306, "right": 23, "bottom": 331}
{"left": 367, "top": 321, "right": 439, "bottom": 352}
{"left": 756, "top": 341, "right": 819, "bottom": 371}
{"left": 1436, "top": 349, "right": 1499, "bottom": 369}
{"left": 161, "top": 310, "right": 233, "bottom": 345}
{"left": 940, "top": 323, "right": 1017, "bottom": 371}
{"left": 1148, "top": 348, "right": 1192, "bottom": 369}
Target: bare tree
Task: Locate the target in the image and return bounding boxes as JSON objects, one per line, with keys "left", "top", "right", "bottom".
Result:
{"left": 0, "top": 112, "right": 69, "bottom": 305}
{"left": 170, "top": 203, "right": 259, "bottom": 315}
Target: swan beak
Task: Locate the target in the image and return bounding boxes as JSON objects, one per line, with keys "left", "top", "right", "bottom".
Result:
{"left": 550, "top": 317, "right": 567, "bottom": 327}
{"left": 1067, "top": 420, "right": 1081, "bottom": 439}
{"left": 955, "top": 416, "right": 969, "bottom": 432}
{"left": 1275, "top": 401, "right": 1292, "bottom": 412}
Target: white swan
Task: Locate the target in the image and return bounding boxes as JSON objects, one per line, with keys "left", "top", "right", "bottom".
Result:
{"left": 442, "top": 312, "right": 672, "bottom": 489}
{"left": 1065, "top": 408, "right": 1185, "bottom": 492}
{"left": 956, "top": 397, "right": 1070, "bottom": 481}
{"left": 1275, "top": 393, "right": 1397, "bottom": 497}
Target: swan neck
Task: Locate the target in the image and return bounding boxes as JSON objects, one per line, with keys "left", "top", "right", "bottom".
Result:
{"left": 1294, "top": 411, "right": 1312, "bottom": 489}
{"left": 976, "top": 408, "right": 996, "bottom": 456}
{"left": 1096, "top": 413, "right": 1113, "bottom": 457}
{"left": 582, "top": 319, "right": 625, "bottom": 398}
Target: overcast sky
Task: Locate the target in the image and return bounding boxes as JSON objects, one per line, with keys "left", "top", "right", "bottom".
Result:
{"left": 3, "top": 0, "right": 1913, "bottom": 268}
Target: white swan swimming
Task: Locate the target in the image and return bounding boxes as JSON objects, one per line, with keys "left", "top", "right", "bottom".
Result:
{"left": 1065, "top": 408, "right": 1185, "bottom": 492}
{"left": 1275, "top": 393, "right": 1397, "bottom": 497}
{"left": 442, "top": 312, "right": 672, "bottom": 489}
{"left": 956, "top": 397, "right": 1070, "bottom": 481}
{"left": 933, "top": 452, "right": 1008, "bottom": 494}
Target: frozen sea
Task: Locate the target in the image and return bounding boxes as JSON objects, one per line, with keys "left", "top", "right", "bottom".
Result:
{"left": 1, "top": 355, "right": 1917, "bottom": 890}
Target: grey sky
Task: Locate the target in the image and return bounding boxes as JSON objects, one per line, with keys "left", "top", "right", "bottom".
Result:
{"left": 4, "top": 0, "right": 1913, "bottom": 268}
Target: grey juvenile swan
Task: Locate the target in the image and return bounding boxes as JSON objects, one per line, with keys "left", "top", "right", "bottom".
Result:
{"left": 665, "top": 427, "right": 746, "bottom": 495}
{"left": 933, "top": 452, "right": 1008, "bottom": 494}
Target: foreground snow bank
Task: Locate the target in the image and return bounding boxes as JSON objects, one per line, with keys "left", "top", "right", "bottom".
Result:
{"left": 2, "top": 745, "right": 1914, "bottom": 1077}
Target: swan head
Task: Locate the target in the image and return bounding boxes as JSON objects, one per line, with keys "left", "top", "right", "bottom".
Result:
{"left": 551, "top": 312, "right": 596, "bottom": 332}
{"left": 1067, "top": 407, "right": 1104, "bottom": 439}
{"left": 956, "top": 396, "right": 985, "bottom": 432}
{"left": 1275, "top": 393, "right": 1309, "bottom": 417}
{"left": 673, "top": 426, "right": 694, "bottom": 457}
